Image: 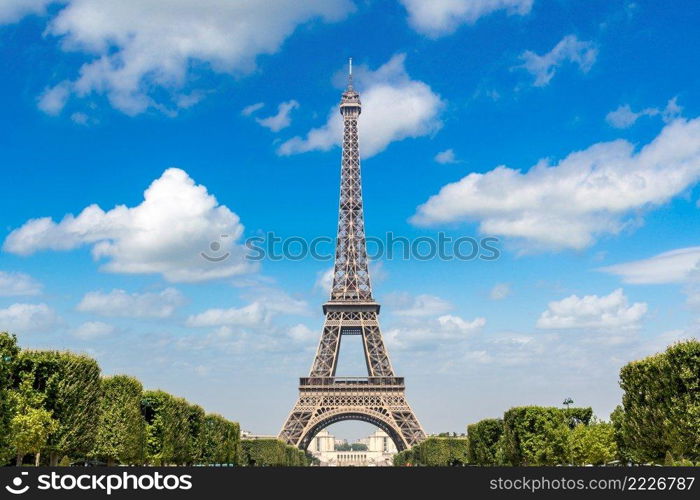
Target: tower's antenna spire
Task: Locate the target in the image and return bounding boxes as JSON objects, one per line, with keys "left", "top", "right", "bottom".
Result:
{"left": 348, "top": 57, "right": 353, "bottom": 88}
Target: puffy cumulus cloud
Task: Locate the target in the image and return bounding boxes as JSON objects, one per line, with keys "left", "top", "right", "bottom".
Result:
{"left": 72, "top": 320, "right": 116, "bottom": 339}
{"left": 400, "top": 0, "right": 532, "bottom": 37}
{"left": 518, "top": 35, "right": 597, "bottom": 87}
{"left": 0, "top": 303, "right": 58, "bottom": 333}
{"left": 278, "top": 54, "right": 445, "bottom": 158}
{"left": 412, "top": 117, "right": 700, "bottom": 250}
{"left": 536, "top": 289, "right": 647, "bottom": 330}
{"left": 77, "top": 288, "right": 185, "bottom": 318}
{"left": 3, "top": 168, "right": 255, "bottom": 282}
{"left": 33, "top": 0, "right": 353, "bottom": 115}
{"left": 606, "top": 97, "right": 683, "bottom": 129}
{"left": 599, "top": 247, "right": 700, "bottom": 284}
{"left": 385, "top": 293, "right": 452, "bottom": 317}
{"left": 489, "top": 283, "right": 511, "bottom": 300}
{"left": 0, "top": 0, "right": 57, "bottom": 24}
{"left": 255, "top": 100, "right": 299, "bottom": 132}
{"left": 385, "top": 314, "right": 485, "bottom": 350}
{"left": 0, "top": 271, "right": 42, "bottom": 296}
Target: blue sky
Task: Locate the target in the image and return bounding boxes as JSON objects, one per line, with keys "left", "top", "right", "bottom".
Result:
{"left": 1, "top": 0, "right": 700, "bottom": 440}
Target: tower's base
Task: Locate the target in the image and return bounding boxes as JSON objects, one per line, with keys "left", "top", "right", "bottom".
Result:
{"left": 279, "top": 377, "right": 425, "bottom": 451}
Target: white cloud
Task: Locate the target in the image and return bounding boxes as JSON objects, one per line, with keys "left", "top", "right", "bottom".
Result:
{"left": 385, "top": 314, "right": 485, "bottom": 350}
{"left": 606, "top": 97, "right": 683, "bottom": 129}
{"left": 186, "top": 302, "right": 266, "bottom": 328}
{"left": 412, "top": 117, "right": 700, "bottom": 250}
{"left": 386, "top": 293, "right": 452, "bottom": 317}
{"left": 400, "top": 0, "right": 532, "bottom": 37}
{"left": 0, "top": 0, "right": 56, "bottom": 24}
{"left": 434, "top": 148, "right": 458, "bottom": 164}
{"left": 186, "top": 289, "right": 309, "bottom": 327}
{"left": 70, "top": 111, "right": 89, "bottom": 125}
{"left": 241, "top": 102, "right": 265, "bottom": 117}
{"left": 662, "top": 97, "right": 683, "bottom": 122}
{"left": 72, "top": 320, "right": 116, "bottom": 339}
{"left": 3, "top": 168, "right": 255, "bottom": 282}
{"left": 77, "top": 288, "right": 185, "bottom": 318}
{"left": 255, "top": 100, "right": 299, "bottom": 132}
{"left": 0, "top": 271, "right": 42, "bottom": 296}
{"left": 314, "top": 266, "right": 334, "bottom": 295}
{"left": 606, "top": 104, "right": 657, "bottom": 129}
{"left": 0, "top": 303, "right": 58, "bottom": 334}
{"left": 518, "top": 35, "right": 597, "bottom": 87}
{"left": 37, "top": 82, "right": 71, "bottom": 115}
{"left": 599, "top": 247, "right": 700, "bottom": 284}
{"left": 536, "top": 288, "right": 647, "bottom": 330}
{"left": 33, "top": 0, "right": 353, "bottom": 115}
{"left": 437, "top": 314, "right": 486, "bottom": 332}
{"left": 489, "top": 283, "right": 511, "bottom": 300}
{"left": 278, "top": 54, "right": 444, "bottom": 158}
{"left": 287, "top": 323, "right": 316, "bottom": 343}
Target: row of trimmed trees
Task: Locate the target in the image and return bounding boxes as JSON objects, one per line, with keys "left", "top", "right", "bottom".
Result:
{"left": 0, "top": 332, "right": 244, "bottom": 466}
{"left": 241, "top": 439, "right": 313, "bottom": 466}
{"left": 395, "top": 339, "right": 699, "bottom": 466}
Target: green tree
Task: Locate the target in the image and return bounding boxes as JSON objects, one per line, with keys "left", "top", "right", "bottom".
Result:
{"left": 14, "top": 350, "right": 101, "bottom": 465}
{"left": 141, "top": 390, "right": 176, "bottom": 465}
{"left": 8, "top": 373, "right": 58, "bottom": 465}
{"left": 568, "top": 421, "right": 617, "bottom": 465}
{"left": 91, "top": 375, "right": 146, "bottom": 466}
{"left": 500, "top": 407, "right": 570, "bottom": 466}
{"left": 201, "top": 414, "right": 240, "bottom": 465}
{"left": 140, "top": 391, "right": 204, "bottom": 465}
{"left": 241, "top": 439, "right": 309, "bottom": 466}
{"left": 0, "top": 332, "right": 20, "bottom": 464}
{"left": 185, "top": 404, "right": 205, "bottom": 465}
{"left": 467, "top": 418, "right": 503, "bottom": 465}
{"left": 617, "top": 340, "right": 700, "bottom": 463}
{"left": 395, "top": 437, "right": 469, "bottom": 466}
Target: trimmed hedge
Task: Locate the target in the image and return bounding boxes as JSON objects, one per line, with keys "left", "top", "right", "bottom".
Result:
{"left": 0, "top": 333, "right": 20, "bottom": 464}
{"left": 500, "top": 406, "right": 571, "bottom": 466}
{"left": 201, "top": 414, "right": 240, "bottom": 465}
{"left": 91, "top": 375, "right": 146, "bottom": 466}
{"left": 467, "top": 418, "right": 502, "bottom": 465}
{"left": 13, "top": 350, "right": 101, "bottom": 465}
{"left": 616, "top": 339, "right": 700, "bottom": 464}
{"left": 241, "top": 439, "right": 310, "bottom": 466}
{"left": 393, "top": 437, "right": 469, "bottom": 466}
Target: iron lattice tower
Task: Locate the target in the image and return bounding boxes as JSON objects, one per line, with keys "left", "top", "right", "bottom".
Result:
{"left": 279, "top": 60, "right": 426, "bottom": 451}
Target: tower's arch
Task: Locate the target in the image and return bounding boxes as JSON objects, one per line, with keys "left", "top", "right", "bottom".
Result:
{"left": 298, "top": 409, "right": 407, "bottom": 452}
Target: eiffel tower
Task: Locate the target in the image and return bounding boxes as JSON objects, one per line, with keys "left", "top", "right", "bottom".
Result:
{"left": 279, "top": 60, "right": 426, "bottom": 451}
